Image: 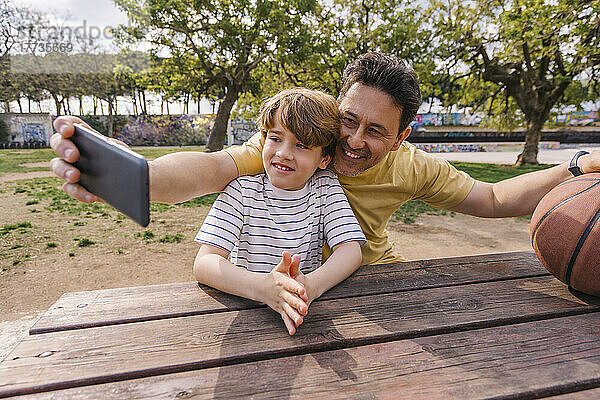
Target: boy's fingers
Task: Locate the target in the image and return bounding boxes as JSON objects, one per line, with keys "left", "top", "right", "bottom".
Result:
{"left": 282, "top": 277, "right": 307, "bottom": 301}
{"left": 283, "top": 303, "right": 304, "bottom": 327}
{"left": 274, "top": 251, "right": 292, "bottom": 273}
{"left": 280, "top": 312, "right": 296, "bottom": 335}
{"left": 289, "top": 254, "right": 301, "bottom": 278}
{"left": 282, "top": 290, "right": 308, "bottom": 316}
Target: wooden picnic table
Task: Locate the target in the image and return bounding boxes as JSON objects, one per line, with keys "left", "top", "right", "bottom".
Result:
{"left": 1, "top": 251, "right": 599, "bottom": 399}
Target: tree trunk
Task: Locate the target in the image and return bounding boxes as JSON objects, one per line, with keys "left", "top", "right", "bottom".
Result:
{"left": 17, "top": 98, "right": 22, "bottom": 113}
{"left": 205, "top": 84, "right": 241, "bottom": 152}
{"left": 51, "top": 94, "right": 61, "bottom": 115}
{"left": 107, "top": 99, "right": 114, "bottom": 137}
{"left": 515, "top": 117, "right": 545, "bottom": 166}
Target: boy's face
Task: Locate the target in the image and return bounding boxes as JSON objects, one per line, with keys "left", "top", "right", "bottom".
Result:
{"left": 262, "top": 111, "right": 331, "bottom": 191}
{"left": 334, "top": 83, "right": 411, "bottom": 177}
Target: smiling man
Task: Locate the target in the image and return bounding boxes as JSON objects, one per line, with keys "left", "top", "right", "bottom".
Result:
{"left": 50, "top": 52, "right": 600, "bottom": 265}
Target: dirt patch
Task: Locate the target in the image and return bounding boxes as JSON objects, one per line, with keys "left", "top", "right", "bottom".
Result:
{"left": 0, "top": 171, "right": 55, "bottom": 183}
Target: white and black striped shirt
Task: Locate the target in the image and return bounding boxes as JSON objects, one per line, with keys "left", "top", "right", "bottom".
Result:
{"left": 195, "top": 169, "right": 365, "bottom": 273}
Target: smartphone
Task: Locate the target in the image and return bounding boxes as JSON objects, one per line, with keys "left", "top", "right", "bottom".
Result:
{"left": 70, "top": 123, "right": 150, "bottom": 227}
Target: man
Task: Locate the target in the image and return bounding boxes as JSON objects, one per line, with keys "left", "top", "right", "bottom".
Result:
{"left": 50, "top": 52, "right": 600, "bottom": 265}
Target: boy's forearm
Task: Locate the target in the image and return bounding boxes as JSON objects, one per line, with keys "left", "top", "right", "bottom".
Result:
{"left": 305, "top": 241, "right": 362, "bottom": 302}
{"left": 194, "top": 253, "right": 266, "bottom": 303}
{"left": 149, "top": 151, "right": 239, "bottom": 203}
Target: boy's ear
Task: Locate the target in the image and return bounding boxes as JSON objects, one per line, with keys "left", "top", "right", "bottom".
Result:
{"left": 318, "top": 154, "right": 332, "bottom": 169}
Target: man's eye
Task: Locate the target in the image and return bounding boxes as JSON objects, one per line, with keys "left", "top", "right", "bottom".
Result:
{"left": 369, "top": 128, "right": 382, "bottom": 136}
{"left": 341, "top": 117, "right": 357, "bottom": 126}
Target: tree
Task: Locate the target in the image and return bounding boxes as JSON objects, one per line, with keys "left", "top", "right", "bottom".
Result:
{"left": 114, "top": 0, "right": 321, "bottom": 151}
{"left": 432, "top": 0, "right": 600, "bottom": 165}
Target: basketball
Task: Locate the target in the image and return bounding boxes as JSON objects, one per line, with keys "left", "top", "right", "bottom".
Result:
{"left": 530, "top": 173, "right": 600, "bottom": 296}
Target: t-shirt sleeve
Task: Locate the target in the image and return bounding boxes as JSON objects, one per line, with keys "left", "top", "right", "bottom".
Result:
{"left": 409, "top": 148, "right": 475, "bottom": 209}
{"left": 322, "top": 174, "right": 367, "bottom": 249}
{"left": 223, "top": 132, "right": 265, "bottom": 177}
{"left": 194, "top": 180, "right": 244, "bottom": 253}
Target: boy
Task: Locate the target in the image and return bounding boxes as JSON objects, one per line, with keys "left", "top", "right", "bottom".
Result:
{"left": 194, "top": 88, "right": 365, "bottom": 335}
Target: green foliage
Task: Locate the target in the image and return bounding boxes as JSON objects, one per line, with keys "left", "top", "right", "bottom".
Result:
{"left": 46, "top": 242, "right": 57, "bottom": 248}
{"left": 1, "top": 222, "right": 32, "bottom": 236}
{"left": 159, "top": 233, "right": 184, "bottom": 243}
{"left": 430, "top": 0, "right": 600, "bottom": 163}
{"left": 135, "top": 230, "right": 154, "bottom": 242}
{"left": 113, "top": 0, "right": 326, "bottom": 150}
{"left": 77, "top": 238, "right": 96, "bottom": 247}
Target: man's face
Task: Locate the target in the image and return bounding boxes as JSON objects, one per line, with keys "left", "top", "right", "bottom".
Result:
{"left": 333, "top": 83, "right": 411, "bottom": 177}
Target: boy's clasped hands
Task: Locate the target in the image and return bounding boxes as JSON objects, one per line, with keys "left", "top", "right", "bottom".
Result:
{"left": 263, "top": 251, "right": 312, "bottom": 335}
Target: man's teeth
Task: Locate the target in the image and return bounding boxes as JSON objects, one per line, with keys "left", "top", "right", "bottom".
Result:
{"left": 344, "top": 149, "right": 362, "bottom": 159}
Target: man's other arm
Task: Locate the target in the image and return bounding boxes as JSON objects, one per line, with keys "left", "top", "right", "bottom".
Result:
{"left": 449, "top": 152, "right": 600, "bottom": 217}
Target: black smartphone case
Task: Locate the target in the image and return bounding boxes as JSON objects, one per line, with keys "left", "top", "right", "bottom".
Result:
{"left": 71, "top": 123, "right": 150, "bottom": 227}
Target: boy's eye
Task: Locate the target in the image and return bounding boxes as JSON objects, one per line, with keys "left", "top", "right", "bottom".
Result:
{"left": 296, "top": 143, "right": 309, "bottom": 150}
{"left": 268, "top": 136, "right": 280, "bottom": 142}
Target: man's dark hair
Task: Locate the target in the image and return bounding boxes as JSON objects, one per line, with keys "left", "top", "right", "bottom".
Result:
{"left": 339, "top": 52, "right": 422, "bottom": 135}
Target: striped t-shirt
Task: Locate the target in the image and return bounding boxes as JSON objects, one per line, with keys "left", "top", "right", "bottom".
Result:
{"left": 195, "top": 169, "right": 366, "bottom": 273}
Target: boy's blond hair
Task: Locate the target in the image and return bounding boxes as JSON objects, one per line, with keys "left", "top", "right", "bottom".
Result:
{"left": 257, "top": 88, "right": 339, "bottom": 157}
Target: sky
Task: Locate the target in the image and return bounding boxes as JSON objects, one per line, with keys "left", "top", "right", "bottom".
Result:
{"left": 20, "top": 0, "right": 129, "bottom": 30}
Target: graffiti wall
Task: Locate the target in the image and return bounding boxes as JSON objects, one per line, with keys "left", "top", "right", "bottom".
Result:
{"left": 410, "top": 113, "right": 484, "bottom": 129}
{"left": 415, "top": 141, "right": 560, "bottom": 153}
{"left": 555, "top": 111, "right": 600, "bottom": 126}
{"left": 1, "top": 113, "right": 53, "bottom": 145}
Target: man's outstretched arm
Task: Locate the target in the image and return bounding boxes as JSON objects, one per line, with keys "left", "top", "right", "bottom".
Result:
{"left": 50, "top": 116, "right": 239, "bottom": 204}
{"left": 449, "top": 152, "right": 600, "bottom": 218}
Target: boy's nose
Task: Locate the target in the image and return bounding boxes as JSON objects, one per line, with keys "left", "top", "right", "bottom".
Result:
{"left": 276, "top": 146, "right": 293, "bottom": 160}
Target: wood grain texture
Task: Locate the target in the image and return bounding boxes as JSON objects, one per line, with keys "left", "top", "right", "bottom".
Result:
{"left": 544, "top": 388, "right": 600, "bottom": 399}
{"left": 1, "top": 276, "right": 597, "bottom": 398}
{"left": 13, "top": 313, "right": 600, "bottom": 400}
{"left": 31, "top": 251, "right": 546, "bottom": 334}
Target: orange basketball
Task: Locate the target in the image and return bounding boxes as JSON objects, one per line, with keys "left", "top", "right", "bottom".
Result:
{"left": 531, "top": 173, "right": 600, "bottom": 296}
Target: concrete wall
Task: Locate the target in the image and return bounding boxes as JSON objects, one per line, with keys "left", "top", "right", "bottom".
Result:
{"left": 0, "top": 113, "right": 53, "bottom": 145}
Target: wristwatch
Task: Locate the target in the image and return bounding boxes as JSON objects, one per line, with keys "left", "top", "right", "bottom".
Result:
{"left": 568, "top": 150, "right": 589, "bottom": 177}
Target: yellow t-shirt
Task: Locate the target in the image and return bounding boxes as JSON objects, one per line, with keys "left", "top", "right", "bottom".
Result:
{"left": 224, "top": 133, "right": 475, "bottom": 265}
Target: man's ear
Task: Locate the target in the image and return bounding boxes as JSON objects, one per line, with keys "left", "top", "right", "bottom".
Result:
{"left": 318, "top": 154, "right": 332, "bottom": 169}
{"left": 391, "top": 126, "right": 411, "bottom": 151}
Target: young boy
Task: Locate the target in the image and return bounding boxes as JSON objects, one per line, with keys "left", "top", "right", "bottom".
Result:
{"left": 194, "top": 88, "right": 365, "bottom": 335}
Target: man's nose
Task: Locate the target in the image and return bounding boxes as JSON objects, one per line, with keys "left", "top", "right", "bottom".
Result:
{"left": 346, "top": 125, "right": 366, "bottom": 149}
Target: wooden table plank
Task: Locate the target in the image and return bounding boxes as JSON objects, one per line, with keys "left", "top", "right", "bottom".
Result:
{"left": 13, "top": 313, "right": 600, "bottom": 399}
{"left": 544, "top": 388, "right": 600, "bottom": 399}
{"left": 1, "top": 276, "right": 598, "bottom": 398}
{"left": 31, "top": 251, "right": 547, "bottom": 334}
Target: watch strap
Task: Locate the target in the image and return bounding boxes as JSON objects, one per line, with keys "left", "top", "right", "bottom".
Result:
{"left": 568, "top": 150, "right": 589, "bottom": 177}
